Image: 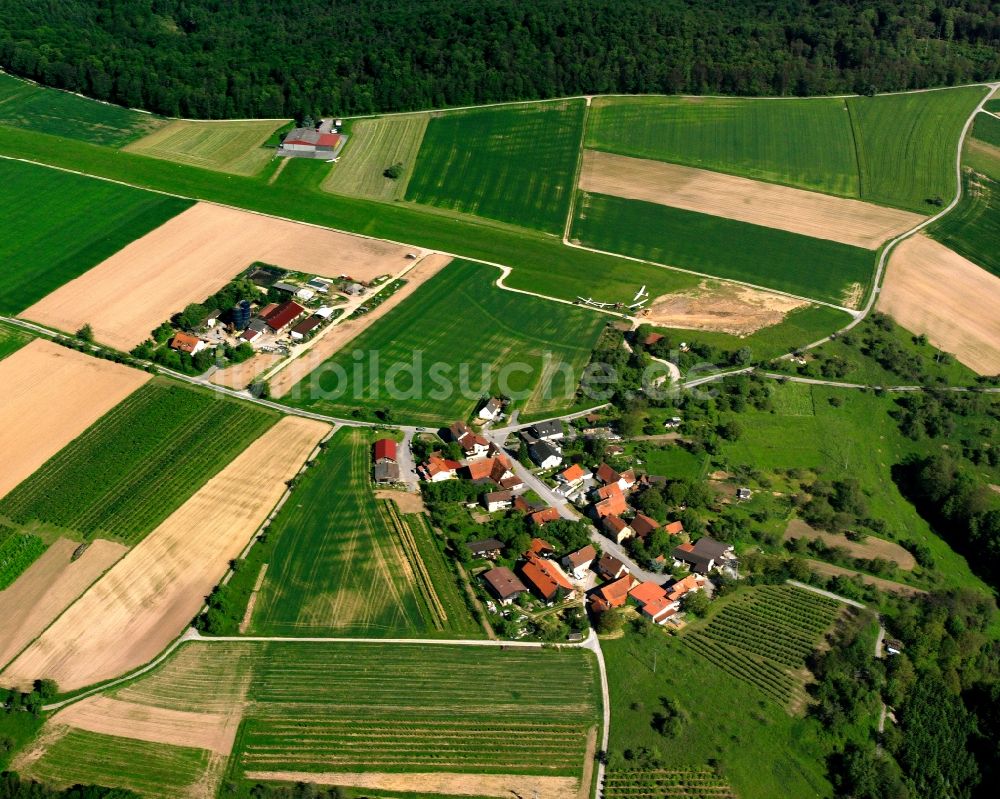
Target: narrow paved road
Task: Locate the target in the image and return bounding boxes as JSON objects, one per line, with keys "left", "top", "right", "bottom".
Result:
{"left": 786, "top": 579, "right": 867, "bottom": 609}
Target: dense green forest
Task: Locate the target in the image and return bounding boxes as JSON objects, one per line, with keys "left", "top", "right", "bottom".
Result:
{"left": 0, "top": 0, "right": 997, "bottom": 119}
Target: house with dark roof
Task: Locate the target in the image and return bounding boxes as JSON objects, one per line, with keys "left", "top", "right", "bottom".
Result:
{"left": 672, "top": 536, "right": 733, "bottom": 574}
{"left": 261, "top": 301, "right": 305, "bottom": 333}
{"left": 373, "top": 461, "right": 399, "bottom": 483}
{"left": 290, "top": 315, "right": 323, "bottom": 340}
{"left": 602, "top": 515, "right": 634, "bottom": 544}
{"left": 631, "top": 513, "right": 660, "bottom": 540}
{"left": 482, "top": 567, "right": 527, "bottom": 605}
{"left": 466, "top": 538, "right": 505, "bottom": 560}
{"left": 529, "top": 440, "right": 562, "bottom": 469}
{"left": 596, "top": 552, "right": 629, "bottom": 581}
{"left": 529, "top": 419, "right": 564, "bottom": 441}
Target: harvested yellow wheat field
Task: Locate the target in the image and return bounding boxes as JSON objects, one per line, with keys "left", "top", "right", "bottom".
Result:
{"left": 1, "top": 416, "right": 330, "bottom": 690}
{"left": 877, "top": 234, "right": 1000, "bottom": 374}
{"left": 21, "top": 202, "right": 420, "bottom": 351}
{"left": 0, "top": 339, "right": 149, "bottom": 500}
{"left": 579, "top": 150, "right": 924, "bottom": 249}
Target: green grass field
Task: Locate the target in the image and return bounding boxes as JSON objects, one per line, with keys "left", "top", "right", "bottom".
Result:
{"left": 847, "top": 87, "right": 987, "bottom": 211}
{"left": 324, "top": 115, "right": 428, "bottom": 200}
{"left": 0, "top": 321, "right": 31, "bottom": 361}
{"left": 406, "top": 100, "right": 585, "bottom": 232}
{"left": 0, "top": 158, "right": 192, "bottom": 313}
{"left": 283, "top": 259, "right": 607, "bottom": 423}
{"left": 970, "top": 111, "right": 1000, "bottom": 147}
{"left": 572, "top": 193, "right": 874, "bottom": 305}
{"left": 0, "top": 530, "right": 47, "bottom": 589}
{"left": 0, "top": 380, "right": 278, "bottom": 544}
{"left": 21, "top": 728, "right": 212, "bottom": 799}
{"left": 603, "top": 611, "right": 839, "bottom": 799}
{"left": 633, "top": 443, "right": 708, "bottom": 481}
{"left": 0, "top": 72, "right": 163, "bottom": 146}
{"left": 586, "top": 96, "right": 859, "bottom": 196}
{"left": 123, "top": 118, "right": 290, "bottom": 175}
{"left": 251, "top": 428, "right": 481, "bottom": 637}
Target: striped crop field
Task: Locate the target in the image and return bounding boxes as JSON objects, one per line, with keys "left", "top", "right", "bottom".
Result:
{"left": 0, "top": 379, "right": 278, "bottom": 544}
{"left": 283, "top": 259, "right": 606, "bottom": 424}
{"left": 124, "top": 118, "right": 290, "bottom": 176}
{"left": 406, "top": 100, "right": 586, "bottom": 232}
{"left": 572, "top": 192, "right": 875, "bottom": 306}
{"left": 681, "top": 585, "right": 843, "bottom": 707}
{"left": 604, "top": 769, "right": 737, "bottom": 798}
{"left": 0, "top": 321, "right": 31, "bottom": 362}
{"left": 323, "top": 114, "right": 428, "bottom": 200}
{"left": 250, "top": 427, "right": 481, "bottom": 637}
{"left": 0, "top": 72, "right": 164, "bottom": 146}
{"left": 585, "top": 95, "right": 860, "bottom": 196}
{"left": 0, "top": 159, "right": 192, "bottom": 313}
{"left": 930, "top": 168, "right": 1000, "bottom": 278}
{"left": 0, "top": 528, "right": 47, "bottom": 590}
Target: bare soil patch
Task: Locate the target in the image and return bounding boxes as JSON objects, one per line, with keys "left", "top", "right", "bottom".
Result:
{"left": 53, "top": 696, "right": 238, "bottom": 755}
{"left": 0, "top": 339, "right": 150, "bottom": 500}
{"left": 579, "top": 150, "right": 924, "bottom": 249}
{"left": 209, "top": 353, "right": 282, "bottom": 390}
{"left": 0, "top": 538, "right": 126, "bottom": 668}
{"left": 785, "top": 519, "right": 915, "bottom": 570}
{"left": 642, "top": 279, "right": 807, "bottom": 335}
{"left": 271, "top": 253, "right": 452, "bottom": 397}
{"left": 877, "top": 233, "right": 1000, "bottom": 374}
{"left": 374, "top": 489, "right": 426, "bottom": 514}
{"left": 806, "top": 560, "right": 926, "bottom": 596}
{"left": 244, "top": 771, "right": 578, "bottom": 799}
{"left": 1, "top": 417, "right": 329, "bottom": 690}
{"left": 21, "top": 202, "right": 420, "bottom": 351}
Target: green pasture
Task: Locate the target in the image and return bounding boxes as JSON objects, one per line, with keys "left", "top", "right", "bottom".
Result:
{"left": 0, "top": 321, "right": 31, "bottom": 361}
{"left": 251, "top": 428, "right": 480, "bottom": 637}
{"left": 632, "top": 443, "right": 708, "bottom": 481}
{"left": 572, "top": 192, "right": 874, "bottom": 305}
{"left": 971, "top": 111, "right": 1000, "bottom": 147}
{"left": 0, "top": 158, "right": 191, "bottom": 313}
{"left": 0, "top": 72, "right": 163, "bottom": 146}
{"left": 324, "top": 114, "right": 428, "bottom": 200}
{"left": 586, "top": 95, "right": 859, "bottom": 196}
{"left": 967, "top": 121, "right": 1000, "bottom": 177}
{"left": 283, "top": 259, "right": 607, "bottom": 423}
{"left": 847, "top": 86, "right": 987, "bottom": 211}
{"left": 0, "top": 380, "right": 278, "bottom": 544}
{"left": 123, "top": 118, "right": 290, "bottom": 175}
{"left": 20, "top": 728, "right": 212, "bottom": 799}
{"left": 720, "top": 383, "right": 990, "bottom": 592}
{"left": 406, "top": 100, "right": 586, "bottom": 232}
{"left": 930, "top": 166, "right": 1000, "bottom": 279}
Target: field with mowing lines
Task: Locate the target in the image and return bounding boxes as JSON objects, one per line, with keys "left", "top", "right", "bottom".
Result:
{"left": 573, "top": 193, "right": 874, "bottom": 306}
{"left": 124, "top": 118, "right": 290, "bottom": 175}
{"left": 0, "top": 159, "right": 192, "bottom": 313}
{"left": 251, "top": 428, "right": 480, "bottom": 637}
{"left": 0, "top": 321, "right": 30, "bottom": 361}
{"left": 17, "top": 728, "right": 214, "bottom": 799}
{"left": 604, "top": 770, "right": 737, "bottom": 799}
{"left": 972, "top": 111, "right": 1000, "bottom": 147}
{"left": 0, "top": 72, "right": 163, "bottom": 146}
{"left": 324, "top": 115, "right": 428, "bottom": 200}
{"left": 847, "top": 86, "right": 987, "bottom": 212}
{"left": 930, "top": 168, "right": 1000, "bottom": 278}
{"left": 681, "top": 585, "right": 842, "bottom": 707}
{"left": 406, "top": 101, "right": 585, "bottom": 232}
{"left": 585, "top": 96, "right": 859, "bottom": 196}
{"left": 0, "top": 380, "right": 278, "bottom": 544}
{"left": 284, "top": 259, "right": 606, "bottom": 423}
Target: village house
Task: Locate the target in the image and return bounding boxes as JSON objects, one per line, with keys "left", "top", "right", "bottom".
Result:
{"left": 736, "top": 487, "right": 753, "bottom": 500}
{"left": 519, "top": 553, "right": 574, "bottom": 603}
{"left": 463, "top": 455, "right": 514, "bottom": 485}
{"left": 240, "top": 318, "right": 268, "bottom": 343}
{"left": 555, "top": 463, "right": 592, "bottom": 498}
{"left": 419, "top": 455, "right": 461, "bottom": 482}
{"left": 666, "top": 573, "right": 706, "bottom": 604}
{"left": 278, "top": 127, "right": 347, "bottom": 158}
{"left": 602, "top": 515, "right": 634, "bottom": 544}
{"left": 672, "top": 537, "right": 734, "bottom": 574}
{"left": 592, "top": 483, "right": 628, "bottom": 519}
{"left": 589, "top": 574, "right": 635, "bottom": 612}
{"left": 459, "top": 432, "right": 490, "bottom": 460}
{"left": 628, "top": 581, "right": 676, "bottom": 624}
{"left": 372, "top": 438, "right": 399, "bottom": 483}
{"left": 290, "top": 315, "right": 322, "bottom": 341}
{"left": 477, "top": 397, "right": 503, "bottom": 421}
{"left": 482, "top": 567, "right": 527, "bottom": 606}
{"left": 529, "top": 537, "right": 555, "bottom": 557}
{"left": 528, "top": 419, "right": 564, "bottom": 442}
{"left": 530, "top": 507, "right": 561, "bottom": 527}
{"left": 596, "top": 552, "right": 630, "bottom": 582}
{"left": 562, "top": 545, "right": 597, "bottom": 579}
{"left": 466, "top": 538, "right": 504, "bottom": 560}
{"left": 631, "top": 513, "right": 660, "bottom": 540}
{"left": 595, "top": 463, "right": 636, "bottom": 493}
{"left": 529, "top": 440, "right": 563, "bottom": 469}
{"left": 664, "top": 416, "right": 683, "bottom": 429}
{"left": 481, "top": 490, "right": 514, "bottom": 513}
{"left": 665, "top": 520, "right": 685, "bottom": 536}
{"left": 169, "top": 331, "right": 206, "bottom": 355}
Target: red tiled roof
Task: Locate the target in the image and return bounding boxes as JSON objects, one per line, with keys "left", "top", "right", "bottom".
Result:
{"left": 594, "top": 489, "right": 628, "bottom": 519}
{"left": 262, "top": 301, "right": 305, "bottom": 331}
{"left": 643, "top": 595, "right": 675, "bottom": 619}
{"left": 560, "top": 464, "right": 586, "bottom": 482}
{"left": 629, "top": 581, "right": 667, "bottom": 606}
{"left": 530, "top": 537, "right": 555, "bottom": 555}
{"left": 676, "top": 542, "right": 695, "bottom": 553}
{"left": 593, "top": 575, "right": 632, "bottom": 608}
{"left": 620, "top": 469, "right": 636, "bottom": 486}
{"left": 603, "top": 515, "right": 629, "bottom": 534}
{"left": 373, "top": 439, "right": 397, "bottom": 463}
{"left": 520, "top": 558, "right": 566, "bottom": 601}
{"left": 631, "top": 513, "right": 660, "bottom": 539}
{"left": 530, "top": 507, "right": 560, "bottom": 527}
{"left": 316, "top": 132, "right": 343, "bottom": 147}
{"left": 666, "top": 573, "right": 705, "bottom": 602}
{"left": 169, "top": 331, "right": 202, "bottom": 354}
{"left": 665, "top": 520, "right": 685, "bottom": 535}
{"left": 424, "top": 455, "right": 460, "bottom": 477}
{"left": 596, "top": 483, "right": 622, "bottom": 501}
{"left": 596, "top": 463, "right": 621, "bottom": 485}
{"left": 566, "top": 545, "right": 597, "bottom": 568}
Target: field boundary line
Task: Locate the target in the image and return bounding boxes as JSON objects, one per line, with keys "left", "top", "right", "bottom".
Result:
{"left": 785, "top": 579, "right": 867, "bottom": 609}
{"left": 563, "top": 97, "right": 592, "bottom": 243}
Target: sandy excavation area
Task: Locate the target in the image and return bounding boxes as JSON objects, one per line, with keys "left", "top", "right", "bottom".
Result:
{"left": 52, "top": 695, "right": 239, "bottom": 755}
{"left": 579, "top": 150, "right": 924, "bottom": 249}
{"left": 878, "top": 234, "right": 1000, "bottom": 375}
{"left": 0, "top": 538, "right": 126, "bottom": 669}
{"left": 642, "top": 280, "right": 807, "bottom": 335}
{"left": 20, "top": 202, "right": 420, "bottom": 352}
{"left": 270, "top": 253, "right": 453, "bottom": 398}
{"left": 1, "top": 416, "right": 329, "bottom": 691}
{"left": 243, "top": 772, "right": 579, "bottom": 799}
{"left": 0, "top": 339, "right": 150, "bottom": 500}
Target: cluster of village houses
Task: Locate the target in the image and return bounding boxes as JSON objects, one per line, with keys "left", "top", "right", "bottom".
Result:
{"left": 372, "top": 397, "right": 735, "bottom": 629}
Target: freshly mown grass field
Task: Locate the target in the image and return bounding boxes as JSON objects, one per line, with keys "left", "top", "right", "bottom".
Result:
{"left": 123, "top": 118, "right": 290, "bottom": 176}
{"left": 847, "top": 86, "right": 987, "bottom": 212}
{"left": 406, "top": 100, "right": 586, "bottom": 233}
{"left": 0, "top": 72, "right": 163, "bottom": 146}
{"left": 971, "top": 110, "right": 1000, "bottom": 147}
{"left": 251, "top": 428, "right": 480, "bottom": 637}
{"left": 930, "top": 170, "right": 1000, "bottom": 279}
{"left": 721, "top": 382, "right": 991, "bottom": 593}
{"left": 324, "top": 114, "right": 428, "bottom": 200}
{"left": 0, "top": 321, "right": 31, "bottom": 361}
{"left": 585, "top": 96, "right": 859, "bottom": 196}
{"left": 680, "top": 585, "right": 842, "bottom": 707}
{"left": 20, "top": 728, "right": 212, "bottom": 799}
{"left": 0, "top": 380, "right": 278, "bottom": 544}
{"left": 0, "top": 159, "right": 192, "bottom": 313}
{"left": 284, "top": 259, "right": 607, "bottom": 423}
{"left": 572, "top": 193, "right": 874, "bottom": 306}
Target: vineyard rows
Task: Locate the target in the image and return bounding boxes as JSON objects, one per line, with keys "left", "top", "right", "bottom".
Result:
{"left": 604, "top": 769, "right": 737, "bottom": 799}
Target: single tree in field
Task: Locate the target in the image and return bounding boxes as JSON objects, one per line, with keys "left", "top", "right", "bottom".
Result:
{"left": 76, "top": 323, "right": 95, "bottom": 343}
